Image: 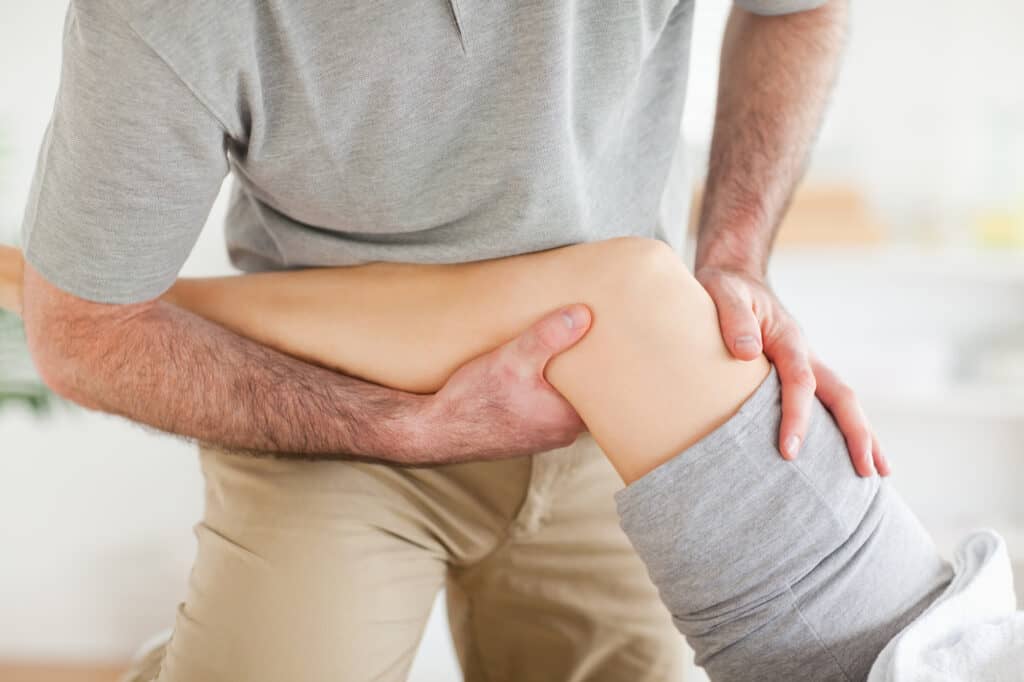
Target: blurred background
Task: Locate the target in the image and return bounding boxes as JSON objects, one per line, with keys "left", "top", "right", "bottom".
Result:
{"left": 1, "top": 1, "right": 1022, "bottom": 681}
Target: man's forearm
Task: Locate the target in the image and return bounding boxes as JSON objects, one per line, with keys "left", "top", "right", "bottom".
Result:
{"left": 695, "top": 0, "right": 848, "bottom": 276}
{"left": 33, "top": 298, "right": 431, "bottom": 463}
{"left": 689, "top": 1, "right": 882, "bottom": 476}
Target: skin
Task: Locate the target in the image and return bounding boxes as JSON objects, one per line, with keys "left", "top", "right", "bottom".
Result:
{"left": 0, "top": 246, "right": 21, "bottom": 316}
{"left": 13, "top": 0, "right": 886, "bottom": 475}
{"left": 695, "top": 0, "right": 888, "bottom": 477}
{"left": 4, "top": 239, "right": 780, "bottom": 484}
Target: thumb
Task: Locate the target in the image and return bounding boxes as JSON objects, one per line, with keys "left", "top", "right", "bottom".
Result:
{"left": 510, "top": 304, "right": 592, "bottom": 370}
{"left": 705, "top": 278, "right": 762, "bottom": 360}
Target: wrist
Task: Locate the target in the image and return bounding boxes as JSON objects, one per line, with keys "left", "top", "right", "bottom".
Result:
{"left": 695, "top": 238, "right": 768, "bottom": 282}
{"left": 696, "top": 202, "right": 773, "bottom": 271}
{"left": 395, "top": 391, "right": 467, "bottom": 465}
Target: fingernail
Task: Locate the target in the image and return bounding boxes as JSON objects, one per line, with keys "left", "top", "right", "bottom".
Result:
{"left": 561, "top": 305, "right": 588, "bottom": 329}
{"left": 784, "top": 435, "right": 801, "bottom": 459}
{"left": 735, "top": 335, "right": 760, "bottom": 352}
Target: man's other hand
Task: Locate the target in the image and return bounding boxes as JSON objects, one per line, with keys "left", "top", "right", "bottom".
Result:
{"left": 696, "top": 265, "right": 889, "bottom": 478}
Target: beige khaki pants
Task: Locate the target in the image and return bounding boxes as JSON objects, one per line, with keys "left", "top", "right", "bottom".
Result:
{"left": 124, "top": 434, "right": 684, "bottom": 682}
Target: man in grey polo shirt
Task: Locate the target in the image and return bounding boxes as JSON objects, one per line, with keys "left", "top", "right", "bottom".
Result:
{"left": 20, "top": 0, "right": 882, "bottom": 680}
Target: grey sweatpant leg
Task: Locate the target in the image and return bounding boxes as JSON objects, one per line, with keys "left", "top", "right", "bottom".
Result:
{"left": 615, "top": 369, "right": 952, "bottom": 682}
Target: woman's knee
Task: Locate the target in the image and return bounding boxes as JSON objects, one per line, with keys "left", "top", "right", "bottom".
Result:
{"left": 577, "top": 236, "right": 695, "bottom": 289}
{"left": 543, "top": 236, "right": 770, "bottom": 479}
{"left": 563, "top": 236, "right": 707, "bottom": 326}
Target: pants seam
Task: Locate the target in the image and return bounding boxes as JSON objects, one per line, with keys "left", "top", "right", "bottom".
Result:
{"left": 461, "top": 593, "right": 496, "bottom": 682}
{"left": 509, "top": 449, "right": 560, "bottom": 538}
{"left": 788, "top": 587, "right": 853, "bottom": 682}
{"left": 511, "top": 437, "right": 586, "bottom": 535}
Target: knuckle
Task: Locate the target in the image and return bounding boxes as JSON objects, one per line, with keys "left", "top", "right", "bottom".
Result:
{"left": 515, "top": 330, "right": 542, "bottom": 357}
{"left": 553, "top": 430, "right": 577, "bottom": 448}
{"left": 790, "top": 368, "right": 817, "bottom": 392}
{"left": 532, "top": 321, "right": 564, "bottom": 354}
{"left": 540, "top": 410, "right": 582, "bottom": 447}
{"left": 493, "top": 355, "right": 529, "bottom": 386}
{"left": 720, "top": 283, "right": 751, "bottom": 309}
{"left": 725, "top": 300, "right": 755, "bottom": 322}
{"left": 781, "top": 325, "right": 806, "bottom": 348}
{"left": 559, "top": 421, "right": 583, "bottom": 444}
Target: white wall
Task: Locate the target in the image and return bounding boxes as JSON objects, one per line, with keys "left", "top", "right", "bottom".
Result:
{"left": 0, "top": 407, "right": 200, "bottom": 660}
{"left": 770, "top": 250, "right": 1024, "bottom": 582}
{"left": 685, "top": 0, "right": 1024, "bottom": 239}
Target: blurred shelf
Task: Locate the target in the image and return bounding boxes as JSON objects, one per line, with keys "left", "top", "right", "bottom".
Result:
{"left": 0, "top": 663, "right": 127, "bottom": 682}
{"left": 772, "top": 245, "right": 1024, "bottom": 284}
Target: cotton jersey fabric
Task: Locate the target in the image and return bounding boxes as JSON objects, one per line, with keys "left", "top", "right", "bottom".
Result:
{"left": 615, "top": 368, "right": 954, "bottom": 681}
{"left": 23, "top": 0, "right": 825, "bottom": 304}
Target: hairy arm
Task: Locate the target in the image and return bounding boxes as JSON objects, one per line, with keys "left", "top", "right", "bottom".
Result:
{"left": 21, "top": 259, "right": 593, "bottom": 465}
{"left": 22, "top": 264, "right": 435, "bottom": 463}
{"left": 696, "top": 1, "right": 846, "bottom": 274}
{"left": 694, "top": 0, "right": 887, "bottom": 477}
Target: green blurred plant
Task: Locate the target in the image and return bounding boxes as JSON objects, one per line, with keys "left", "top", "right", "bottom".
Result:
{"left": 0, "top": 308, "right": 57, "bottom": 414}
{"left": 0, "top": 121, "right": 57, "bottom": 414}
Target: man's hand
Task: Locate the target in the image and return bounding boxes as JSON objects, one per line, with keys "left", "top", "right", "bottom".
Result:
{"left": 691, "top": 1, "right": 879, "bottom": 475}
{"left": 697, "top": 265, "right": 889, "bottom": 478}
{"left": 416, "top": 304, "right": 592, "bottom": 463}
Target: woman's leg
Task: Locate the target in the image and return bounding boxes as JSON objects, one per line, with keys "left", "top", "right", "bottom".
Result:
{"left": 615, "top": 368, "right": 952, "bottom": 680}
{"left": 0, "top": 245, "right": 22, "bottom": 315}
{"left": 2, "top": 237, "right": 767, "bottom": 482}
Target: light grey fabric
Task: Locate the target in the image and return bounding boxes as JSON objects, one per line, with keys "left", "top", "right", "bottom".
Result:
{"left": 735, "top": 0, "right": 831, "bottom": 16}
{"left": 23, "top": 0, "right": 824, "bottom": 304}
{"left": 615, "top": 369, "right": 954, "bottom": 682}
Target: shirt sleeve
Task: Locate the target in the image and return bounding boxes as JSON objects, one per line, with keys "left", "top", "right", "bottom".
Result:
{"left": 734, "top": 0, "right": 830, "bottom": 15}
{"left": 21, "top": 0, "right": 230, "bottom": 304}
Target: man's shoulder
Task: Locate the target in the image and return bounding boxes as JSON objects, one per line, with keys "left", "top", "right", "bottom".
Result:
{"left": 96, "top": 0, "right": 252, "bottom": 27}
{"left": 83, "top": 0, "right": 261, "bottom": 139}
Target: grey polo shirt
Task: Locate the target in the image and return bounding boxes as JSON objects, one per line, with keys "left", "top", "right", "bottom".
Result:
{"left": 22, "top": 0, "right": 825, "bottom": 304}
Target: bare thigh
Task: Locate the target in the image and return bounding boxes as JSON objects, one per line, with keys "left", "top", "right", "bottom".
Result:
{"left": 164, "top": 237, "right": 770, "bottom": 482}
